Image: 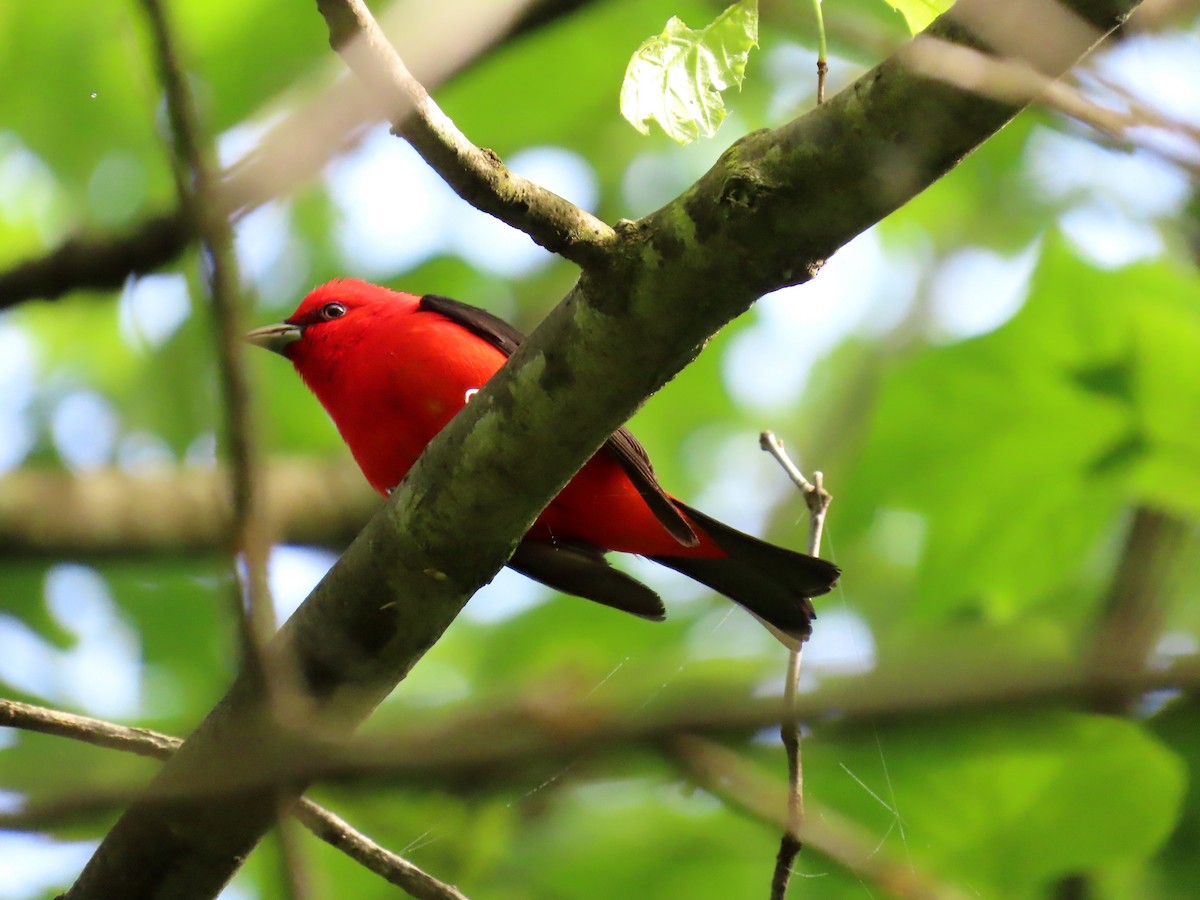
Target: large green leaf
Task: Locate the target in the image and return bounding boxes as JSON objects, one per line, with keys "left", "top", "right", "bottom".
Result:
{"left": 809, "top": 712, "right": 1185, "bottom": 893}
{"left": 620, "top": 1, "right": 759, "bottom": 144}
{"left": 881, "top": 0, "right": 956, "bottom": 34}
{"left": 846, "top": 235, "right": 1200, "bottom": 622}
{"left": 1149, "top": 699, "right": 1200, "bottom": 898}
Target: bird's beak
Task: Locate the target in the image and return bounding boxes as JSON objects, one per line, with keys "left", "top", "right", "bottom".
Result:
{"left": 243, "top": 323, "right": 303, "bottom": 356}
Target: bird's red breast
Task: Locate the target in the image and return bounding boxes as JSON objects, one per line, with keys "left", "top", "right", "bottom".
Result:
{"left": 280, "top": 279, "right": 722, "bottom": 559}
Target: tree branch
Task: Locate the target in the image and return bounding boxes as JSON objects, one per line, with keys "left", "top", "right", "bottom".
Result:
{"left": 899, "top": 35, "right": 1200, "bottom": 174}
{"left": 0, "top": 462, "right": 376, "bottom": 558}
{"left": 294, "top": 801, "right": 467, "bottom": 900}
{"left": 0, "top": 0, "right": 602, "bottom": 309}
{"left": 14, "top": 655, "right": 1199, "bottom": 828}
{"left": 64, "top": 1, "right": 1142, "bottom": 897}
{"left": 0, "top": 211, "right": 192, "bottom": 309}
{"left": 22, "top": 655, "right": 1182, "bottom": 900}
{"left": 0, "top": 699, "right": 179, "bottom": 759}
{"left": 140, "top": 0, "right": 302, "bottom": 891}
{"left": 0, "top": 698, "right": 467, "bottom": 900}
{"left": 1087, "top": 506, "right": 1189, "bottom": 711}
{"left": 315, "top": 0, "right": 615, "bottom": 267}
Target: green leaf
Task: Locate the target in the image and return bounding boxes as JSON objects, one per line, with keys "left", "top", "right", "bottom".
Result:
{"left": 809, "top": 712, "right": 1186, "bottom": 893}
{"left": 880, "top": 0, "right": 955, "bottom": 34}
{"left": 620, "top": 1, "right": 758, "bottom": 144}
{"left": 846, "top": 235, "right": 1200, "bottom": 622}
{"left": 1149, "top": 699, "right": 1200, "bottom": 897}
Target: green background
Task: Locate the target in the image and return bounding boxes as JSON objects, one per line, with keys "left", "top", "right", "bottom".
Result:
{"left": 1, "top": 1, "right": 1197, "bottom": 897}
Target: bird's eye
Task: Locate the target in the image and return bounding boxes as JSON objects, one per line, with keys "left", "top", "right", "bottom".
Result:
{"left": 320, "top": 302, "right": 347, "bottom": 321}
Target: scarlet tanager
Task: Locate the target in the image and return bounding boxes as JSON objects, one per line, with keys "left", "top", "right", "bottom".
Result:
{"left": 246, "top": 280, "right": 839, "bottom": 641}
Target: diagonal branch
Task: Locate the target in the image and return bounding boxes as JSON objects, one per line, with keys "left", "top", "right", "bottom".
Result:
{"left": 0, "top": 0, "right": 602, "bottom": 310}
{"left": 296, "top": 801, "right": 467, "bottom": 900}
{"left": 64, "top": 1, "right": 1143, "bottom": 897}
{"left": 0, "top": 698, "right": 467, "bottom": 900}
{"left": 315, "top": 0, "right": 616, "bottom": 267}
{"left": 899, "top": 35, "right": 1200, "bottom": 174}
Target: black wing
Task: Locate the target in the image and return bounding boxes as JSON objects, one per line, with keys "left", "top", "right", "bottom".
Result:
{"left": 420, "top": 293, "right": 525, "bottom": 355}
{"left": 602, "top": 426, "right": 698, "bottom": 546}
{"left": 419, "top": 294, "right": 698, "bottom": 547}
{"left": 509, "top": 541, "right": 665, "bottom": 621}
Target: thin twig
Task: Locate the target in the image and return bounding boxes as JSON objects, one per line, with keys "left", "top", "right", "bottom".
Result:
{"left": 760, "top": 431, "right": 832, "bottom": 900}
{"left": 315, "top": 0, "right": 616, "bottom": 267}
{"left": 295, "top": 801, "right": 469, "bottom": 900}
{"left": 674, "top": 736, "right": 963, "bottom": 900}
{"left": 811, "top": 0, "right": 828, "bottom": 104}
{"left": 139, "top": 1, "right": 300, "bottom": 894}
{"left": 0, "top": 698, "right": 468, "bottom": 900}
{"left": 139, "top": 0, "right": 278, "bottom": 690}
{"left": 0, "top": 700, "right": 179, "bottom": 759}
{"left": 275, "top": 807, "right": 315, "bottom": 900}
{"left": 773, "top": 646, "right": 804, "bottom": 900}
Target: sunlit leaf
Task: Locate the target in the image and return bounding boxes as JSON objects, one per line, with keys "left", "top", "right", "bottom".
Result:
{"left": 881, "top": 0, "right": 955, "bottom": 34}
{"left": 809, "top": 712, "right": 1185, "bottom": 893}
{"left": 620, "top": 1, "right": 758, "bottom": 144}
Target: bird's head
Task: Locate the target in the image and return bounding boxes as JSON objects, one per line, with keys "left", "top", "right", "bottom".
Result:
{"left": 244, "top": 279, "right": 419, "bottom": 367}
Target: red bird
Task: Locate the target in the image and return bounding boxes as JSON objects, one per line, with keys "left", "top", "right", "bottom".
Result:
{"left": 246, "top": 280, "right": 838, "bottom": 641}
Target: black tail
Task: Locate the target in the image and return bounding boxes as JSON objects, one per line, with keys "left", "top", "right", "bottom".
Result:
{"left": 650, "top": 501, "right": 839, "bottom": 643}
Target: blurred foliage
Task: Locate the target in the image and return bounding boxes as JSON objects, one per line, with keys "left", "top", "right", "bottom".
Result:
{"left": 1, "top": 0, "right": 1199, "bottom": 899}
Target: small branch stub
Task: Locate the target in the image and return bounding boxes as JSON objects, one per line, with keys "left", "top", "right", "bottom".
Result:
{"left": 759, "top": 431, "right": 831, "bottom": 555}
